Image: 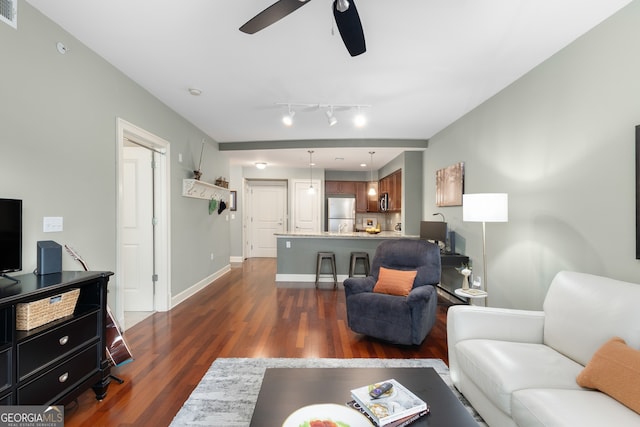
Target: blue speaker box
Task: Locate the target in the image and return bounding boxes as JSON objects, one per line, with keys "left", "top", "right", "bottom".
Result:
{"left": 36, "top": 240, "right": 62, "bottom": 275}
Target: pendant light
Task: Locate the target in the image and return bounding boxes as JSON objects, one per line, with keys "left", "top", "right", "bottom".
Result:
{"left": 308, "top": 150, "right": 315, "bottom": 195}
{"left": 368, "top": 151, "right": 377, "bottom": 196}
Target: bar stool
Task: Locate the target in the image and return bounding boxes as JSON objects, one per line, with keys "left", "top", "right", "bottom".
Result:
{"left": 315, "top": 252, "right": 337, "bottom": 289}
{"left": 349, "top": 252, "right": 370, "bottom": 277}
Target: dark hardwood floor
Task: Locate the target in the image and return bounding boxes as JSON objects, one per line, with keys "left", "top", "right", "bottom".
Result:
{"left": 64, "top": 258, "right": 454, "bottom": 426}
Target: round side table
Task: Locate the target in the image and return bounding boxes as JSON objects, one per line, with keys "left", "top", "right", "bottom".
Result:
{"left": 454, "top": 288, "right": 488, "bottom": 306}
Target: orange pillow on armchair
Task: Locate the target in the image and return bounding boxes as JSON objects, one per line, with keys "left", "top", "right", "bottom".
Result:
{"left": 372, "top": 267, "right": 417, "bottom": 296}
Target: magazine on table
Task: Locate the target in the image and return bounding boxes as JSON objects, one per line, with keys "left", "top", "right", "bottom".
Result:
{"left": 346, "top": 400, "right": 428, "bottom": 427}
{"left": 349, "top": 379, "right": 428, "bottom": 426}
{"left": 458, "top": 288, "right": 487, "bottom": 297}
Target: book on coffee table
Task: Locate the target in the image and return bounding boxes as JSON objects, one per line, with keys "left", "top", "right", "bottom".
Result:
{"left": 350, "top": 379, "right": 428, "bottom": 426}
{"left": 346, "top": 400, "right": 428, "bottom": 427}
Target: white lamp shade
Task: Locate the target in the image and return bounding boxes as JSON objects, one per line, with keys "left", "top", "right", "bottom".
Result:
{"left": 463, "top": 193, "right": 508, "bottom": 222}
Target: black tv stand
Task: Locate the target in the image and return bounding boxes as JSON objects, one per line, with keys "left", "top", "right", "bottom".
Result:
{"left": 0, "top": 270, "right": 114, "bottom": 405}
{"left": 0, "top": 273, "right": 20, "bottom": 285}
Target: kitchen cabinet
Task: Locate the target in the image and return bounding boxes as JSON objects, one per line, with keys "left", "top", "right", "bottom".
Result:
{"left": 355, "top": 182, "right": 379, "bottom": 213}
{"left": 325, "top": 181, "right": 356, "bottom": 195}
{"left": 379, "top": 169, "right": 402, "bottom": 212}
{"left": 367, "top": 182, "right": 379, "bottom": 212}
{"left": 355, "top": 182, "right": 368, "bottom": 212}
{"left": 378, "top": 177, "right": 389, "bottom": 195}
{"left": 390, "top": 170, "right": 402, "bottom": 212}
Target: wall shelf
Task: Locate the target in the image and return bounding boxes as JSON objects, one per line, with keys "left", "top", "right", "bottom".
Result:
{"left": 182, "top": 179, "right": 229, "bottom": 200}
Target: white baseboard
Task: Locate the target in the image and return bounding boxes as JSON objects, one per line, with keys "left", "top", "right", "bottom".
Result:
{"left": 171, "top": 264, "right": 231, "bottom": 308}
{"left": 229, "top": 256, "right": 244, "bottom": 263}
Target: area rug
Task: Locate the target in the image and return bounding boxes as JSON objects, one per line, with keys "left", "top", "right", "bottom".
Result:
{"left": 170, "top": 358, "right": 487, "bottom": 427}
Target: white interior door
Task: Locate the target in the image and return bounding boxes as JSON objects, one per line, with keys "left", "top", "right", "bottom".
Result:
{"left": 248, "top": 181, "right": 287, "bottom": 258}
{"left": 122, "top": 146, "right": 154, "bottom": 311}
{"left": 293, "top": 179, "right": 322, "bottom": 233}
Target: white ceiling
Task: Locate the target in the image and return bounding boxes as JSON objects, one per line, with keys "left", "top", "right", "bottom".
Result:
{"left": 26, "top": 0, "right": 631, "bottom": 171}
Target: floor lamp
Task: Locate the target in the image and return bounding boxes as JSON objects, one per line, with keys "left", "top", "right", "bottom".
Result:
{"left": 462, "top": 193, "right": 509, "bottom": 304}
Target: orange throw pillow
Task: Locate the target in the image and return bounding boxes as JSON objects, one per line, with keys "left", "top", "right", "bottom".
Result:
{"left": 373, "top": 267, "right": 417, "bottom": 296}
{"left": 576, "top": 337, "right": 640, "bottom": 414}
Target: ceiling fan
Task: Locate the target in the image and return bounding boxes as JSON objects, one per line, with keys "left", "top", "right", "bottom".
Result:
{"left": 240, "top": 0, "right": 366, "bottom": 57}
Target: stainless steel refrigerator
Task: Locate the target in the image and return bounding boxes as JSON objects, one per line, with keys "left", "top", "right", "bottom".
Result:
{"left": 327, "top": 197, "right": 356, "bottom": 232}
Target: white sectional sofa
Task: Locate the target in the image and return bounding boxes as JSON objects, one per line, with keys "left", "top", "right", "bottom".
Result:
{"left": 447, "top": 271, "right": 640, "bottom": 427}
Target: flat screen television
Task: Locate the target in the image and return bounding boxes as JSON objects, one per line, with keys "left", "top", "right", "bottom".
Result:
{"left": 420, "top": 220, "right": 447, "bottom": 244}
{"left": 0, "top": 198, "right": 22, "bottom": 275}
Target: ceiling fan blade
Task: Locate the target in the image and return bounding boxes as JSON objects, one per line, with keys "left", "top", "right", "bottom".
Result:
{"left": 332, "top": 0, "right": 366, "bottom": 56}
{"left": 240, "top": 0, "right": 312, "bottom": 34}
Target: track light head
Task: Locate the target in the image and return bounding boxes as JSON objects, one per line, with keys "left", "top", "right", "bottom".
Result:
{"left": 282, "top": 106, "right": 295, "bottom": 126}
{"left": 325, "top": 107, "right": 338, "bottom": 126}
{"left": 354, "top": 112, "right": 366, "bottom": 127}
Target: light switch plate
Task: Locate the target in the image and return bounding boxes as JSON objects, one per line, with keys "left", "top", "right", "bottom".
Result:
{"left": 43, "top": 216, "right": 63, "bottom": 232}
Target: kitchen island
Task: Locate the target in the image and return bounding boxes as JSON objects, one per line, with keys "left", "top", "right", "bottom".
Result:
{"left": 275, "top": 231, "right": 418, "bottom": 286}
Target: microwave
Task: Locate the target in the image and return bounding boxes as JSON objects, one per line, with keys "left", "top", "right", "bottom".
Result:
{"left": 379, "top": 193, "right": 389, "bottom": 212}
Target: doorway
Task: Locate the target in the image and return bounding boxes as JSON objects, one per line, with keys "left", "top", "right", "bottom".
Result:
{"left": 245, "top": 180, "right": 287, "bottom": 258}
{"left": 116, "top": 118, "right": 171, "bottom": 330}
{"left": 292, "top": 179, "right": 322, "bottom": 233}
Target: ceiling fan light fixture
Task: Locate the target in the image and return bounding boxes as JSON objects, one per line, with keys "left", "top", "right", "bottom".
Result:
{"left": 336, "top": 0, "right": 350, "bottom": 13}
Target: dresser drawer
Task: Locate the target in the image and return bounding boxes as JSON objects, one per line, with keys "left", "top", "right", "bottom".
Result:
{"left": 17, "top": 343, "right": 99, "bottom": 405}
{"left": 0, "top": 347, "right": 11, "bottom": 392}
{"left": 17, "top": 311, "right": 99, "bottom": 380}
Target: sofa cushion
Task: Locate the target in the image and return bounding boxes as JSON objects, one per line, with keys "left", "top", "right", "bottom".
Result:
{"left": 373, "top": 267, "right": 417, "bottom": 296}
{"left": 455, "top": 339, "right": 583, "bottom": 415}
{"left": 543, "top": 271, "right": 640, "bottom": 366}
{"left": 512, "top": 388, "right": 640, "bottom": 427}
{"left": 576, "top": 337, "right": 640, "bottom": 414}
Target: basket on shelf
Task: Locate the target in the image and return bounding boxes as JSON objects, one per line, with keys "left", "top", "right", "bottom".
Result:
{"left": 214, "top": 177, "right": 229, "bottom": 188}
{"left": 16, "top": 288, "right": 80, "bottom": 331}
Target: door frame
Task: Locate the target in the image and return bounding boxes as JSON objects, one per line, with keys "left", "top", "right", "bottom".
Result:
{"left": 116, "top": 118, "right": 171, "bottom": 325}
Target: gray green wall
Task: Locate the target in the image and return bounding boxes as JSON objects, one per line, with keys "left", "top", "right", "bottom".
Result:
{"left": 423, "top": 0, "right": 640, "bottom": 309}
{"left": 1, "top": 3, "right": 229, "bottom": 308}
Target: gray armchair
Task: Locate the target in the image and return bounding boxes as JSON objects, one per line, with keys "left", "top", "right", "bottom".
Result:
{"left": 343, "top": 239, "right": 441, "bottom": 345}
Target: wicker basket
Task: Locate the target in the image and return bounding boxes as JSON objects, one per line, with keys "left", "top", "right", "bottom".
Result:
{"left": 214, "top": 177, "right": 229, "bottom": 188}
{"left": 16, "top": 288, "right": 80, "bottom": 331}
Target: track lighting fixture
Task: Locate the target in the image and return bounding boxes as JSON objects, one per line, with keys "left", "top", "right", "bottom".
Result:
{"left": 326, "top": 107, "right": 338, "bottom": 126}
{"left": 276, "top": 102, "right": 370, "bottom": 128}
{"left": 282, "top": 105, "right": 295, "bottom": 127}
{"left": 354, "top": 106, "right": 367, "bottom": 127}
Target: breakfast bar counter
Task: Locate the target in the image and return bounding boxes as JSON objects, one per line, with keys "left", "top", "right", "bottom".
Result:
{"left": 275, "top": 231, "right": 419, "bottom": 285}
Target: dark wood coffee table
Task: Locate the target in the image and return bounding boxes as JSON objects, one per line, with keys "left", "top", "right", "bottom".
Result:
{"left": 250, "top": 367, "right": 479, "bottom": 426}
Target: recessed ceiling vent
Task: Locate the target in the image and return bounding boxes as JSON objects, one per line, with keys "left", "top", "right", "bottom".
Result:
{"left": 0, "top": 0, "right": 17, "bottom": 29}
